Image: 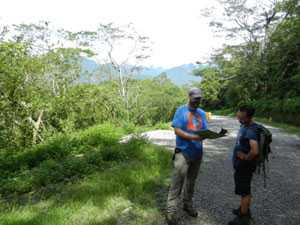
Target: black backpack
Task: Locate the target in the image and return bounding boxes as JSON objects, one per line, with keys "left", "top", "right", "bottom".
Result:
{"left": 254, "top": 124, "right": 272, "bottom": 187}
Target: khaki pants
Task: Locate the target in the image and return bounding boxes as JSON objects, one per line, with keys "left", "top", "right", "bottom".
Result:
{"left": 166, "top": 151, "right": 202, "bottom": 214}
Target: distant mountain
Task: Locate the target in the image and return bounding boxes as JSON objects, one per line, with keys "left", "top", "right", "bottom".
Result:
{"left": 81, "top": 58, "right": 99, "bottom": 71}
{"left": 80, "top": 58, "right": 206, "bottom": 86}
{"left": 135, "top": 63, "right": 206, "bottom": 85}
{"left": 162, "top": 63, "right": 204, "bottom": 85}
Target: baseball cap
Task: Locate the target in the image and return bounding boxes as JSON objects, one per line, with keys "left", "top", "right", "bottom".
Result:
{"left": 188, "top": 87, "right": 202, "bottom": 99}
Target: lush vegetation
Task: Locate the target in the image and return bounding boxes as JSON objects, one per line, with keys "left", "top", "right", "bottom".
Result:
{"left": 0, "top": 22, "right": 186, "bottom": 151}
{"left": 0, "top": 123, "right": 171, "bottom": 225}
{"left": 0, "top": 21, "right": 182, "bottom": 225}
{"left": 194, "top": 0, "right": 300, "bottom": 125}
{"left": 214, "top": 108, "right": 300, "bottom": 137}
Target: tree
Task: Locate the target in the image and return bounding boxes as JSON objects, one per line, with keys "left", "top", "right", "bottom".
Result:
{"left": 0, "top": 42, "right": 45, "bottom": 147}
{"left": 193, "top": 68, "right": 223, "bottom": 108}
{"left": 196, "top": 0, "right": 300, "bottom": 121}
{"left": 0, "top": 22, "right": 95, "bottom": 148}
{"left": 203, "top": 0, "right": 283, "bottom": 45}
{"left": 73, "top": 23, "right": 151, "bottom": 121}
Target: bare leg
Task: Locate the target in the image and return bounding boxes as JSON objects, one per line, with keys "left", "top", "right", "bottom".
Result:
{"left": 240, "top": 195, "right": 251, "bottom": 215}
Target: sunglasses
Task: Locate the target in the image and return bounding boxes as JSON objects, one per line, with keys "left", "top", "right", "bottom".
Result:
{"left": 192, "top": 97, "right": 202, "bottom": 101}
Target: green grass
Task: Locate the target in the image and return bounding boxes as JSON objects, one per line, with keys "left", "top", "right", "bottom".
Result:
{"left": 0, "top": 123, "right": 172, "bottom": 225}
{"left": 213, "top": 109, "right": 300, "bottom": 137}
{"left": 152, "top": 122, "right": 172, "bottom": 130}
{"left": 255, "top": 117, "right": 300, "bottom": 137}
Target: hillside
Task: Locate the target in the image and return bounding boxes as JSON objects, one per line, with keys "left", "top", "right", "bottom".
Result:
{"left": 81, "top": 59, "right": 205, "bottom": 85}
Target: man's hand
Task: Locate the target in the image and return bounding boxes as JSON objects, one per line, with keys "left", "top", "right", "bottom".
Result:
{"left": 237, "top": 139, "right": 259, "bottom": 160}
{"left": 237, "top": 151, "right": 247, "bottom": 160}
{"left": 193, "top": 135, "right": 204, "bottom": 141}
{"left": 174, "top": 128, "right": 204, "bottom": 141}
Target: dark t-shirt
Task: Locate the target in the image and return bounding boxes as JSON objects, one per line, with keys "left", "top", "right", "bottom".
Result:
{"left": 233, "top": 123, "right": 258, "bottom": 170}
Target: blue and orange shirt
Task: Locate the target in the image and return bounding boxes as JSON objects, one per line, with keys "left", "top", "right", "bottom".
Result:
{"left": 171, "top": 105, "right": 208, "bottom": 160}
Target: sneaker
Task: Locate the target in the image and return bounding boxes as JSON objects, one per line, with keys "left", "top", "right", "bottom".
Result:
{"left": 165, "top": 213, "right": 178, "bottom": 225}
{"left": 183, "top": 205, "right": 198, "bottom": 217}
{"left": 232, "top": 207, "right": 252, "bottom": 218}
{"left": 228, "top": 215, "right": 251, "bottom": 225}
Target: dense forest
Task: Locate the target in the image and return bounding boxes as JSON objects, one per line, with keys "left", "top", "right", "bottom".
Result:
{"left": 0, "top": 22, "right": 188, "bottom": 151}
{"left": 194, "top": 0, "right": 300, "bottom": 125}
{"left": 0, "top": 20, "right": 182, "bottom": 223}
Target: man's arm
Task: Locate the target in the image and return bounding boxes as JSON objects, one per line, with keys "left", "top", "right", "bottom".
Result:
{"left": 237, "top": 139, "right": 259, "bottom": 160}
{"left": 174, "top": 128, "right": 203, "bottom": 141}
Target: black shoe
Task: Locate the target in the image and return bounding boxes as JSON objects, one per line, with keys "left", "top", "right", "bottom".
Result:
{"left": 232, "top": 207, "right": 252, "bottom": 218}
{"left": 165, "top": 214, "right": 178, "bottom": 225}
{"left": 183, "top": 205, "right": 198, "bottom": 217}
{"left": 228, "top": 215, "right": 251, "bottom": 225}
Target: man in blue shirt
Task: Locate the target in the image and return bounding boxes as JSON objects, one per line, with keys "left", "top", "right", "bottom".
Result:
{"left": 228, "top": 106, "right": 259, "bottom": 225}
{"left": 166, "top": 87, "right": 208, "bottom": 225}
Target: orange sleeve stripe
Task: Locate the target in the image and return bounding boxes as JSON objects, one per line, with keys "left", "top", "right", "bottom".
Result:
{"left": 187, "top": 112, "right": 203, "bottom": 130}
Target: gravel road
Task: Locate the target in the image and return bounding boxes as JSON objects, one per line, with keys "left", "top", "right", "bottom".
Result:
{"left": 135, "top": 115, "right": 300, "bottom": 225}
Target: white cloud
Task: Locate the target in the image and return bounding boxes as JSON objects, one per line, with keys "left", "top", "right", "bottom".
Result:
{"left": 0, "top": 0, "right": 225, "bottom": 68}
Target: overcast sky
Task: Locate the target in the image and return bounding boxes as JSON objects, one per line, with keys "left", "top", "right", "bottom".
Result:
{"left": 0, "top": 0, "right": 225, "bottom": 68}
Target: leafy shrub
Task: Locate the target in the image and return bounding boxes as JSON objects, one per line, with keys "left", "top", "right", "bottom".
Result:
{"left": 32, "top": 159, "right": 66, "bottom": 187}
{"left": 0, "top": 123, "right": 153, "bottom": 196}
{"left": 245, "top": 97, "right": 300, "bottom": 125}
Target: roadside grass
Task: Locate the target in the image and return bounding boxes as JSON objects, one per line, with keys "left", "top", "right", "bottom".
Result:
{"left": 0, "top": 123, "right": 172, "bottom": 225}
{"left": 213, "top": 109, "right": 300, "bottom": 137}
{"left": 120, "top": 121, "right": 173, "bottom": 134}
{"left": 255, "top": 117, "right": 300, "bottom": 137}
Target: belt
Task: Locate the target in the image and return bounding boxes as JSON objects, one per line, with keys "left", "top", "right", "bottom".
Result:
{"left": 172, "top": 148, "right": 181, "bottom": 161}
{"left": 175, "top": 148, "right": 181, "bottom": 153}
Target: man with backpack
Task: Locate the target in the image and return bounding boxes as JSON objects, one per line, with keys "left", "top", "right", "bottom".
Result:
{"left": 228, "top": 106, "right": 260, "bottom": 225}
{"left": 229, "top": 106, "right": 272, "bottom": 225}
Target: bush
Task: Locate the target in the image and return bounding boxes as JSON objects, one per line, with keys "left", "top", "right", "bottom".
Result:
{"left": 77, "top": 123, "right": 124, "bottom": 147}
{"left": 0, "top": 123, "right": 153, "bottom": 196}
{"left": 246, "top": 97, "right": 300, "bottom": 125}
{"left": 32, "top": 159, "right": 66, "bottom": 187}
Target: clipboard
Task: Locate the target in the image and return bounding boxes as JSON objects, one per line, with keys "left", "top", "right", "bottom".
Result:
{"left": 193, "top": 128, "right": 228, "bottom": 139}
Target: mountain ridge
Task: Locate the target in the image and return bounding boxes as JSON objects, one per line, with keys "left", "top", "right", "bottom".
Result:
{"left": 81, "top": 58, "right": 205, "bottom": 86}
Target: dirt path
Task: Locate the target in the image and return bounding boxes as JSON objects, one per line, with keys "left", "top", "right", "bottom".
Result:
{"left": 136, "top": 115, "right": 300, "bottom": 225}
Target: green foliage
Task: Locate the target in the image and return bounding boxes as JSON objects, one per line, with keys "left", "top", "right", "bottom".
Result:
{"left": 127, "top": 76, "right": 185, "bottom": 125}
{"left": 0, "top": 123, "right": 164, "bottom": 196}
{"left": 199, "top": 0, "right": 300, "bottom": 123}
{"left": 193, "top": 67, "right": 222, "bottom": 108}
{"left": 0, "top": 123, "right": 171, "bottom": 225}
{"left": 0, "top": 40, "right": 185, "bottom": 151}
{"left": 0, "top": 42, "right": 43, "bottom": 148}
{"left": 0, "top": 40, "right": 91, "bottom": 149}
{"left": 213, "top": 108, "right": 300, "bottom": 137}
{"left": 247, "top": 97, "right": 300, "bottom": 125}
{"left": 0, "top": 151, "right": 170, "bottom": 225}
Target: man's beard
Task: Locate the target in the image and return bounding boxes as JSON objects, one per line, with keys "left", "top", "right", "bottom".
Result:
{"left": 239, "top": 120, "right": 248, "bottom": 125}
{"left": 190, "top": 102, "right": 200, "bottom": 108}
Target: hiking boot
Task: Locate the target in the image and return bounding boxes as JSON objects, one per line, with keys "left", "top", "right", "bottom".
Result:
{"left": 228, "top": 214, "right": 251, "bottom": 225}
{"left": 165, "top": 213, "right": 178, "bottom": 225}
{"left": 232, "top": 207, "right": 252, "bottom": 218}
{"left": 183, "top": 204, "right": 198, "bottom": 217}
